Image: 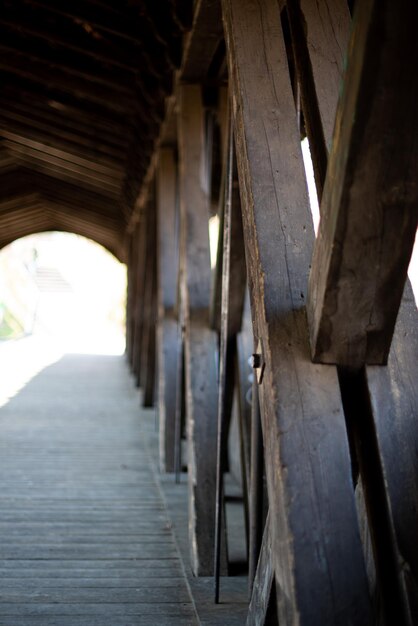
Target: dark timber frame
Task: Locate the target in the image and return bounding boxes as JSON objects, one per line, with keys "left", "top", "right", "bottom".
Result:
{"left": 122, "top": 1, "right": 418, "bottom": 623}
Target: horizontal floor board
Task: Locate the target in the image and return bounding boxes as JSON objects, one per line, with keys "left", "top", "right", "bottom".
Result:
{"left": 0, "top": 352, "right": 197, "bottom": 624}
{"left": 0, "top": 603, "right": 196, "bottom": 617}
{"left": 0, "top": 577, "right": 188, "bottom": 588}
{"left": 0, "top": 587, "right": 191, "bottom": 603}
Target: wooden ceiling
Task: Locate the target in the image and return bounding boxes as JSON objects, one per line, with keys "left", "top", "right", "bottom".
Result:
{"left": 0, "top": 0, "right": 192, "bottom": 260}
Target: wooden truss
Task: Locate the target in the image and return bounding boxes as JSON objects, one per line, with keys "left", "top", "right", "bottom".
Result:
{"left": 126, "top": 0, "right": 418, "bottom": 623}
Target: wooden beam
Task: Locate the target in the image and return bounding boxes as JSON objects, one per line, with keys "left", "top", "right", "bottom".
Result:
{"left": 0, "top": 14, "right": 139, "bottom": 73}
{"left": 307, "top": 0, "right": 418, "bottom": 367}
{"left": 126, "top": 96, "right": 176, "bottom": 235}
{"left": 246, "top": 512, "right": 274, "bottom": 626}
{"left": 126, "top": 233, "right": 137, "bottom": 367}
{"left": 0, "top": 64, "right": 135, "bottom": 114}
{"left": 132, "top": 218, "right": 148, "bottom": 386}
{"left": 222, "top": 0, "right": 372, "bottom": 622}
{"left": 285, "top": 0, "right": 350, "bottom": 200}
{"left": 156, "top": 148, "right": 180, "bottom": 471}
{"left": 0, "top": 32, "right": 135, "bottom": 92}
{"left": 180, "top": 0, "right": 224, "bottom": 82}
{"left": 2, "top": 137, "right": 122, "bottom": 184}
{"left": 210, "top": 88, "right": 246, "bottom": 334}
{"left": 0, "top": 202, "right": 124, "bottom": 260}
{"left": 290, "top": 1, "right": 418, "bottom": 619}
{"left": 5, "top": 153, "right": 120, "bottom": 198}
{"left": 365, "top": 283, "right": 418, "bottom": 623}
{"left": 177, "top": 84, "right": 219, "bottom": 576}
{"left": 140, "top": 207, "right": 157, "bottom": 408}
{"left": 0, "top": 87, "right": 131, "bottom": 136}
{"left": 0, "top": 113, "right": 127, "bottom": 163}
{"left": 27, "top": 0, "right": 172, "bottom": 51}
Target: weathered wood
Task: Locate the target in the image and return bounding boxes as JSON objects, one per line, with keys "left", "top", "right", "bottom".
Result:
{"left": 180, "top": 0, "right": 224, "bottom": 82}
{"left": 286, "top": 0, "right": 350, "bottom": 200}
{"left": 222, "top": 0, "right": 372, "bottom": 622}
{"left": 0, "top": 353, "right": 197, "bottom": 624}
{"left": 235, "top": 295, "right": 253, "bottom": 551}
{"left": 0, "top": 117, "right": 126, "bottom": 168}
{"left": 209, "top": 108, "right": 248, "bottom": 580}
{"left": 157, "top": 316, "right": 179, "bottom": 469}
{"left": 132, "top": 219, "right": 147, "bottom": 386}
{"left": 246, "top": 511, "right": 274, "bottom": 626}
{"left": 0, "top": 52, "right": 136, "bottom": 113}
{"left": 5, "top": 153, "right": 120, "bottom": 198}
{"left": 212, "top": 153, "right": 247, "bottom": 335}
{"left": 0, "top": 130, "right": 123, "bottom": 178}
{"left": 156, "top": 148, "right": 180, "bottom": 471}
{"left": 297, "top": 3, "right": 418, "bottom": 620}
{"left": 338, "top": 365, "right": 412, "bottom": 625}
{"left": 248, "top": 377, "right": 264, "bottom": 599}
{"left": 156, "top": 149, "right": 178, "bottom": 312}
{"left": 126, "top": 97, "right": 176, "bottom": 236}
{"left": 140, "top": 199, "right": 157, "bottom": 408}
{"left": 214, "top": 112, "right": 235, "bottom": 601}
{"left": 210, "top": 86, "right": 229, "bottom": 331}
{"left": 177, "top": 84, "right": 219, "bottom": 576}
{"left": 366, "top": 283, "right": 418, "bottom": 623}
{"left": 0, "top": 93, "right": 130, "bottom": 144}
{"left": 126, "top": 233, "right": 137, "bottom": 367}
{"left": 307, "top": 0, "right": 418, "bottom": 367}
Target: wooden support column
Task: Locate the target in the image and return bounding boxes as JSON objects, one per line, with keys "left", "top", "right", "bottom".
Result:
{"left": 131, "top": 216, "right": 147, "bottom": 387}
{"left": 214, "top": 111, "right": 248, "bottom": 599}
{"left": 156, "top": 147, "right": 180, "bottom": 471}
{"left": 139, "top": 197, "right": 157, "bottom": 408}
{"left": 222, "top": 0, "right": 371, "bottom": 623}
{"left": 125, "top": 232, "right": 137, "bottom": 367}
{"left": 365, "top": 284, "right": 418, "bottom": 624}
{"left": 246, "top": 512, "right": 275, "bottom": 625}
{"left": 287, "top": 1, "right": 418, "bottom": 620}
{"left": 307, "top": 0, "right": 418, "bottom": 367}
{"left": 177, "top": 84, "right": 219, "bottom": 576}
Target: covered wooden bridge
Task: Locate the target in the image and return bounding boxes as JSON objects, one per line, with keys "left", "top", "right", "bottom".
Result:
{"left": 0, "top": 0, "right": 417, "bottom": 624}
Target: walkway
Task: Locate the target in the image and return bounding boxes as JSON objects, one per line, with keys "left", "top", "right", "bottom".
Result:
{"left": 0, "top": 352, "right": 198, "bottom": 625}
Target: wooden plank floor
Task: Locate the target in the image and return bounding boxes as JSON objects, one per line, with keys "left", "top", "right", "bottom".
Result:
{"left": 0, "top": 352, "right": 198, "bottom": 626}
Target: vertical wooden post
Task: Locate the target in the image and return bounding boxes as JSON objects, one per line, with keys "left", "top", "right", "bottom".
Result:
{"left": 222, "top": 0, "right": 371, "bottom": 622}
{"left": 125, "top": 232, "right": 137, "bottom": 367}
{"left": 131, "top": 220, "right": 147, "bottom": 386}
{"left": 156, "top": 148, "right": 180, "bottom": 471}
{"left": 177, "top": 84, "right": 220, "bottom": 576}
{"left": 288, "top": 1, "right": 418, "bottom": 619}
{"left": 140, "top": 197, "right": 157, "bottom": 407}
{"left": 214, "top": 110, "right": 249, "bottom": 599}
{"left": 306, "top": 0, "right": 418, "bottom": 367}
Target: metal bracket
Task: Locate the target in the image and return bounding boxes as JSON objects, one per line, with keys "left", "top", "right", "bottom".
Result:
{"left": 250, "top": 339, "right": 265, "bottom": 385}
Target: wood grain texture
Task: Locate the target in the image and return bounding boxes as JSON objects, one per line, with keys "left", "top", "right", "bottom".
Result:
{"left": 126, "top": 232, "right": 137, "bottom": 367}
{"left": 157, "top": 148, "right": 178, "bottom": 311}
{"left": 286, "top": 0, "right": 351, "bottom": 199}
{"left": 132, "top": 218, "right": 147, "bottom": 386}
{"left": 299, "top": 2, "right": 418, "bottom": 618}
{"left": 156, "top": 148, "right": 180, "bottom": 471}
{"left": 0, "top": 352, "right": 197, "bottom": 624}
{"left": 307, "top": 0, "right": 418, "bottom": 366}
{"left": 246, "top": 512, "right": 274, "bottom": 626}
{"left": 177, "top": 85, "right": 212, "bottom": 312}
{"left": 157, "top": 315, "right": 180, "bottom": 472}
{"left": 366, "top": 283, "right": 418, "bottom": 623}
{"left": 222, "top": 0, "right": 371, "bottom": 622}
{"left": 139, "top": 199, "right": 157, "bottom": 407}
{"left": 180, "top": 0, "right": 224, "bottom": 82}
{"left": 177, "top": 84, "right": 220, "bottom": 576}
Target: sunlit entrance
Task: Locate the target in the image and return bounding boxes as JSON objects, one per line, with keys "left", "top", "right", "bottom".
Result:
{"left": 0, "top": 232, "right": 127, "bottom": 407}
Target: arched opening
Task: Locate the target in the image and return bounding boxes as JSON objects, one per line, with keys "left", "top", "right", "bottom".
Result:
{"left": 0, "top": 231, "right": 126, "bottom": 406}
